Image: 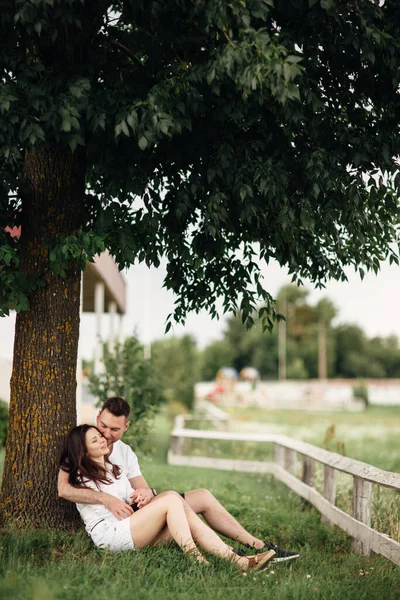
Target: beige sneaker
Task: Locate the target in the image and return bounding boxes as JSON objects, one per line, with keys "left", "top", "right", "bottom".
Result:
{"left": 246, "top": 549, "right": 276, "bottom": 572}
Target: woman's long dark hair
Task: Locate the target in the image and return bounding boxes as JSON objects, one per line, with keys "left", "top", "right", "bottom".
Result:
{"left": 60, "top": 424, "right": 121, "bottom": 488}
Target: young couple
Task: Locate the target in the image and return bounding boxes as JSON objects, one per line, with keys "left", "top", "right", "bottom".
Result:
{"left": 58, "top": 397, "right": 299, "bottom": 572}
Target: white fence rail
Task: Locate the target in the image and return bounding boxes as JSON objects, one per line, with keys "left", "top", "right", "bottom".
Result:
{"left": 168, "top": 416, "right": 400, "bottom": 567}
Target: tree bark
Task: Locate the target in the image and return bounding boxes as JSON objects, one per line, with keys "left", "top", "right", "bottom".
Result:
{"left": 0, "top": 144, "right": 85, "bottom": 529}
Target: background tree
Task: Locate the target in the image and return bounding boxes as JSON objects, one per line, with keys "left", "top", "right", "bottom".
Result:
{"left": 87, "top": 336, "right": 165, "bottom": 452}
{"left": 151, "top": 335, "right": 199, "bottom": 410}
{"left": 199, "top": 340, "right": 236, "bottom": 383}
{"left": 200, "top": 287, "right": 400, "bottom": 381}
{"left": 1, "top": 1, "right": 400, "bottom": 528}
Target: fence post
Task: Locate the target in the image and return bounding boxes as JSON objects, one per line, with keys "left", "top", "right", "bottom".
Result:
{"left": 321, "top": 465, "right": 337, "bottom": 525}
{"left": 171, "top": 434, "right": 183, "bottom": 456}
{"left": 284, "top": 448, "right": 297, "bottom": 476}
{"left": 301, "top": 455, "right": 314, "bottom": 487}
{"left": 352, "top": 477, "right": 372, "bottom": 555}
{"left": 300, "top": 455, "right": 314, "bottom": 507}
{"left": 274, "top": 444, "right": 285, "bottom": 468}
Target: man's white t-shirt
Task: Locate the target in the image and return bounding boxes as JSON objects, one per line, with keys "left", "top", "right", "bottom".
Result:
{"left": 108, "top": 440, "right": 142, "bottom": 481}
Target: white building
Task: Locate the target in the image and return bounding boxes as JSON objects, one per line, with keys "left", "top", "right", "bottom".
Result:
{"left": 0, "top": 251, "right": 126, "bottom": 423}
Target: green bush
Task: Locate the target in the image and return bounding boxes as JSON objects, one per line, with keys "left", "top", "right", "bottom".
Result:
{"left": 0, "top": 399, "right": 8, "bottom": 448}
{"left": 352, "top": 379, "right": 369, "bottom": 407}
{"left": 87, "top": 336, "right": 165, "bottom": 452}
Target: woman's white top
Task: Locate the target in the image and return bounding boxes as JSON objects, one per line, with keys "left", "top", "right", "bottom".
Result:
{"left": 76, "top": 466, "right": 133, "bottom": 534}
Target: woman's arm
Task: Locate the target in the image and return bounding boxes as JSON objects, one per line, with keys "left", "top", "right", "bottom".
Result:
{"left": 57, "top": 469, "right": 133, "bottom": 519}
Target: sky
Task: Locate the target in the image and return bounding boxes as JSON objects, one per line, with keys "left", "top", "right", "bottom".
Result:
{"left": 1, "top": 256, "right": 400, "bottom": 361}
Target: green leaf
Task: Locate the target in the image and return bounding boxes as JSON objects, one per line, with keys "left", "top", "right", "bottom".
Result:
{"left": 121, "top": 120, "right": 130, "bottom": 137}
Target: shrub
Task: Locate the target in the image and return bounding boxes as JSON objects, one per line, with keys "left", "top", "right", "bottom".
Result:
{"left": 87, "top": 336, "right": 165, "bottom": 452}
{"left": 353, "top": 379, "right": 369, "bottom": 407}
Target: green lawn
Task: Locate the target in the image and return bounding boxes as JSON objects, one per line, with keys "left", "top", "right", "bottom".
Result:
{"left": 211, "top": 405, "right": 400, "bottom": 472}
{"left": 1, "top": 464, "right": 399, "bottom": 600}
{"left": 1, "top": 408, "right": 400, "bottom": 599}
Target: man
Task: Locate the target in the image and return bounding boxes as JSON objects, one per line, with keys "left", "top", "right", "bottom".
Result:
{"left": 58, "top": 396, "right": 299, "bottom": 562}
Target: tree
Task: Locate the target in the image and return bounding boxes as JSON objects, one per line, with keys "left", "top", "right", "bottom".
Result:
{"left": 199, "top": 340, "right": 236, "bottom": 382}
{"left": 87, "top": 336, "right": 165, "bottom": 452}
{"left": 333, "top": 324, "right": 385, "bottom": 378}
{"left": 151, "top": 335, "right": 199, "bottom": 409}
{"left": 1, "top": 1, "right": 400, "bottom": 528}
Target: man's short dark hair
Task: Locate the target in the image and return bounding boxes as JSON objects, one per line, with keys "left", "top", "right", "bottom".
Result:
{"left": 100, "top": 397, "right": 130, "bottom": 419}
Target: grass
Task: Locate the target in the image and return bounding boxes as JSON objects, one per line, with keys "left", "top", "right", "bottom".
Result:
{"left": 1, "top": 408, "right": 400, "bottom": 599}
{"left": 202, "top": 405, "right": 400, "bottom": 471}
{"left": 1, "top": 466, "right": 400, "bottom": 600}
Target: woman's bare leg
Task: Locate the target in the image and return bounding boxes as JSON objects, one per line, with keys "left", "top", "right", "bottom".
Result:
{"left": 129, "top": 492, "right": 272, "bottom": 571}
{"left": 184, "top": 489, "right": 265, "bottom": 548}
{"left": 150, "top": 500, "right": 259, "bottom": 571}
{"left": 128, "top": 491, "right": 207, "bottom": 562}
{"left": 182, "top": 503, "right": 252, "bottom": 570}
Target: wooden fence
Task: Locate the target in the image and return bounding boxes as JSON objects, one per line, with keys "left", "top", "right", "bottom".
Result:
{"left": 168, "top": 415, "right": 400, "bottom": 567}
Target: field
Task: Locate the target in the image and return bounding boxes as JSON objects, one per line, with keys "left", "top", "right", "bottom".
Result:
{"left": 0, "top": 406, "right": 400, "bottom": 599}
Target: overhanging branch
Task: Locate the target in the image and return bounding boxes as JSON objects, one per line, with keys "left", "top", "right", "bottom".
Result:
{"left": 110, "top": 39, "right": 145, "bottom": 67}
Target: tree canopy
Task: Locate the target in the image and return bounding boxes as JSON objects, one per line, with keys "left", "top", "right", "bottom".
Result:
{"left": 1, "top": 0, "right": 400, "bottom": 326}
{"left": 1, "top": 0, "right": 400, "bottom": 528}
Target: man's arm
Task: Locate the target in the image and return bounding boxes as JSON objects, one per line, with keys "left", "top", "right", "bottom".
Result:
{"left": 58, "top": 469, "right": 133, "bottom": 519}
{"left": 129, "top": 475, "right": 156, "bottom": 508}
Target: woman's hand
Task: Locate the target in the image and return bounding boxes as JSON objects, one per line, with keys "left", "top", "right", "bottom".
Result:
{"left": 102, "top": 493, "right": 134, "bottom": 519}
{"left": 130, "top": 488, "right": 155, "bottom": 509}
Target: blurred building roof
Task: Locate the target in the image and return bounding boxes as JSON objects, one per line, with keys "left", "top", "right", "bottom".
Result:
{"left": 5, "top": 225, "right": 126, "bottom": 314}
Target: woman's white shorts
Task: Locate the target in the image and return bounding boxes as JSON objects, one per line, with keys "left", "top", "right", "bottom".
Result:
{"left": 90, "top": 518, "right": 134, "bottom": 551}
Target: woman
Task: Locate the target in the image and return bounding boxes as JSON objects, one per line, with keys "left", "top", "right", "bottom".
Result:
{"left": 60, "top": 425, "right": 275, "bottom": 572}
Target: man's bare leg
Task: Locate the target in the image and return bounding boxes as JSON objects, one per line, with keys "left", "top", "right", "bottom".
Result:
{"left": 183, "top": 488, "right": 265, "bottom": 549}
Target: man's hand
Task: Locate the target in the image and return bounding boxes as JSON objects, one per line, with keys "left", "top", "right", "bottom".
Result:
{"left": 102, "top": 495, "right": 134, "bottom": 520}
{"left": 130, "top": 488, "right": 155, "bottom": 509}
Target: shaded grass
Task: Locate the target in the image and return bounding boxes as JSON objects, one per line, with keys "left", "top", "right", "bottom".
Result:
{"left": 1, "top": 467, "right": 399, "bottom": 599}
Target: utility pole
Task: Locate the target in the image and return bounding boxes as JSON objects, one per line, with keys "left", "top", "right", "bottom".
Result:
{"left": 278, "top": 295, "right": 287, "bottom": 380}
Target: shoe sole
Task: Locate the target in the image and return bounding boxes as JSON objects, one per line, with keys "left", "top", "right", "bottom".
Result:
{"left": 271, "top": 554, "right": 300, "bottom": 564}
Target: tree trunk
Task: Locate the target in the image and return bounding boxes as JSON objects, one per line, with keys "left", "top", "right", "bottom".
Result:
{"left": 0, "top": 144, "right": 85, "bottom": 529}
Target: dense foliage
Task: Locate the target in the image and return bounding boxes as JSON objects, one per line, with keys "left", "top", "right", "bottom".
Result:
{"left": 151, "top": 334, "right": 199, "bottom": 409}
{"left": 1, "top": 0, "right": 400, "bottom": 326}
